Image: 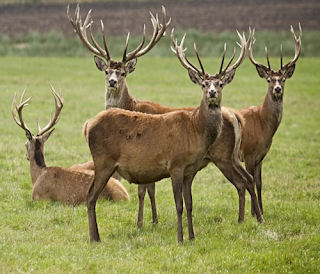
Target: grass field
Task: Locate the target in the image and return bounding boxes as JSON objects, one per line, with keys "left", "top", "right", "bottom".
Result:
{"left": 0, "top": 55, "right": 319, "bottom": 273}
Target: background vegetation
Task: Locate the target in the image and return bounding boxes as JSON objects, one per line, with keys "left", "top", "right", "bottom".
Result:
{"left": 0, "top": 53, "right": 319, "bottom": 273}
{"left": 1, "top": 28, "right": 320, "bottom": 58}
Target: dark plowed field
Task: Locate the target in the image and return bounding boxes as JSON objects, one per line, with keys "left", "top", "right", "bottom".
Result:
{"left": 0, "top": 0, "right": 319, "bottom": 38}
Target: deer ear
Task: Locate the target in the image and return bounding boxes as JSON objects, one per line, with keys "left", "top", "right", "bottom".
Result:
{"left": 94, "top": 56, "right": 107, "bottom": 71}
{"left": 222, "top": 68, "right": 236, "bottom": 85}
{"left": 126, "top": 59, "right": 137, "bottom": 74}
{"left": 188, "top": 69, "right": 202, "bottom": 86}
{"left": 284, "top": 64, "right": 296, "bottom": 79}
{"left": 256, "top": 65, "right": 269, "bottom": 79}
{"left": 42, "top": 129, "right": 55, "bottom": 143}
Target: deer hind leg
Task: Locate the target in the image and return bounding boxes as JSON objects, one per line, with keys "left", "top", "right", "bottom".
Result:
{"left": 137, "top": 185, "right": 146, "bottom": 228}
{"left": 239, "top": 159, "right": 264, "bottom": 223}
{"left": 147, "top": 183, "right": 158, "bottom": 225}
{"left": 215, "top": 161, "right": 247, "bottom": 223}
{"left": 87, "top": 166, "right": 115, "bottom": 242}
{"left": 170, "top": 169, "right": 184, "bottom": 243}
{"left": 254, "top": 161, "right": 263, "bottom": 215}
{"left": 183, "top": 174, "right": 195, "bottom": 241}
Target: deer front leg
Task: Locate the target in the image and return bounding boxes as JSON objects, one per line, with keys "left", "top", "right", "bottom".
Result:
{"left": 137, "top": 185, "right": 146, "bottom": 228}
{"left": 147, "top": 183, "right": 158, "bottom": 225}
{"left": 171, "top": 171, "right": 184, "bottom": 243}
{"left": 87, "top": 168, "right": 114, "bottom": 242}
{"left": 183, "top": 175, "right": 195, "bottom": 241}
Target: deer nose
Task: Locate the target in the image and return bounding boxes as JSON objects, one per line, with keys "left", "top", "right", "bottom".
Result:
{"left": 109, "top": 79, "right": 117, "bottom": 87}
{"left": 275, "top": 86, "right": 282, "bottom": 93}
{"left": 209, "top": 90, "right": 217, "bottom": 98}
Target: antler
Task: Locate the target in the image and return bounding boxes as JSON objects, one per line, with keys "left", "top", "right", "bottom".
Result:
{"left": 37, "top": 84, "right": 63, "bottom": 136}
{"left": 281, "top": 23, "right": 302, "bottom": 71}
{"left": 218, "top": 29, "right": 248, "bottom": 78}
{"left": 248, "top": 27, "right": 270, "bottom": 72}
{"left": 12, "top": 86, "right": 32, "bottom": 135}
{"left": 67, "top": 4, "right": 111, "bottom": 61}
{"left": 171, "top": 28, "right": 248, "bottom": 79}
{"left": 171, "top": 28, "right": 206, "bottom": 78}
{"left": 249, "top": 24, "right": 302, "bottom": 72}
{"left": 67, "top": 5, "right": 171, "bottom": 63}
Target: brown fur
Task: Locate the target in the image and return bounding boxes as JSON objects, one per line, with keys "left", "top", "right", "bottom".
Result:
{"left": 239, "top": 65, "right": 296, "bottom": 215}
{"left": 13, "top": 89, "right": 130, "bottom": 205}
{"left": 91, "top": 55, "right": 263, "bottom": 227}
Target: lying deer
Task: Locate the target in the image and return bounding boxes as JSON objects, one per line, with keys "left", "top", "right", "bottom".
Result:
{"left": 68, "top": 5, "right": 264, "bottom": 227}
{"left": 12, "top": 85, "right": 130, "bottom": 205}
{"left": 240, "top": 24, "right": 302, "bottom": 216}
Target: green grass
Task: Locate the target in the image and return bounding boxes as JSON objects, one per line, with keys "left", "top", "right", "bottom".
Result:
{"left": 0, "top": 56, "right": 319, "bottom": 273}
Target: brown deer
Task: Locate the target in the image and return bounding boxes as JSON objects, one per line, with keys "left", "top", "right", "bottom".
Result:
{"left": 12, "top": 85, "right": 130, "bottom": 205}
{"left": 239, "top": 24, "right": 302, "bottom": 216}
{"left": 82, "top": 28, "right": 263, "bottom": 243}
{"left": 68, "top": 5, "right": 264, "bottom": 227}
{"left": 67, "top": 4, "right": 171, "bottom": 226}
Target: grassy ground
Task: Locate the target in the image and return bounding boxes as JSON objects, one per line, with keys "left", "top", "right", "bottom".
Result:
{"left": 0, "top": 56, "right": 319, "bottom": 273}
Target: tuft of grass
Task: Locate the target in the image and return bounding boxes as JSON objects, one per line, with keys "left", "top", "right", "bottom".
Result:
{"left": 0, "top": 56, "right": 319, "bottom": 273}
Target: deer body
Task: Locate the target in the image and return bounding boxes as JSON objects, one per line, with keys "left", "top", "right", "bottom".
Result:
{"left": 12, "top": 86, "right": 130, "bottom": 206}
{"left": 84, "top": 69, "right": 224, "bottom": 242}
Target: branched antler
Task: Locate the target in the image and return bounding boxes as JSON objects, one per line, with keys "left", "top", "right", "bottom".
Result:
{"left": 67, "top": 5, "right": 171, "bottom": 63}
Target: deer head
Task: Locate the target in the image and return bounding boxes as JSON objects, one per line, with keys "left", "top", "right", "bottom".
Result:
{"left": 67, "top": 5, "right": 171, "bottom": 106}
{"left": 248, "top": 24, "right": 302, "bottom": 101}
{"left": 171, "top": 28, "right": 248, "bottom": 108}
{"left": 12, "top": 85, "right": 63, "bottom": 163}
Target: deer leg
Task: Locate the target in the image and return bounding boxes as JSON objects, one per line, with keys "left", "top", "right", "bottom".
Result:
{"left": 87, "top": 167, "right": 114, "bottom": 242}
{"left": 254, "top": 161, "right": 263, "bottom": 215}
{"left": 147, "top": 183, "right": 158, "bottom": 225}
{"left": 183, "top": 175, "right": 195, "bottom": 241}
{"left": 244, "top": 159, "right": 257, "bottom": 217}
{"left": 215, "top": 161, "right": 246, "bottom": 223}
{"left": 137, "top": 185, "right": 146, "bottom": 228}
{"left": 170, "top": 170, "right": 184, "bottom": 243}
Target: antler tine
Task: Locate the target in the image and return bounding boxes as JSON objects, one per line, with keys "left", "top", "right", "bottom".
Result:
{"left": 123, "top": 6, "right": 171, "bottom": 63}
{"left": 247, "top": 27, "right": 270, "bottom": 72}
{"left": 282, "top": 23, "right": 302, "bottom": 70}
{"left": 171, "top": 29, "right": 204, "bottom": 76}
{"left": 37, "top": 84, "right": 64, "bottom": 136}
{"left": 67, "top": 5, "right": 110, "bottom": 61}
{"left": 11, "top": 87, "right": 32, "bottom": 134}
{"left": 219, "top": 43, "right": 227, "bottom": 75}
{"left": 265, "top": 47, "right": 271, "bottom": 70}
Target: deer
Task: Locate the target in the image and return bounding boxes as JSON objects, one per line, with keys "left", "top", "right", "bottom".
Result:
{"left": 239, "top": 24, "right": 302, "bottom": 216}
{"left": 67, "top": 5, "right": 264, "bottom": 228}
{"left": 67, "top": 4, "right": 171, "bottom": 226}
{"left": 81, "top": 26, "right": 264, "bottom": 243}
{"left": 12, "top": 85, "right": 130, "bottom": 205}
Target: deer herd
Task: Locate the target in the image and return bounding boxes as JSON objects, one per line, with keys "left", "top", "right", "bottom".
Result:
{"left": 11, "top": 4, "right": 302, "bottom": 243}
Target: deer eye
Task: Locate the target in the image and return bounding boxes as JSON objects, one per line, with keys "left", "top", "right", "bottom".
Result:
{"left": 105, "top": 71, "right": 109, "bottom": 75}
{"left": 202, "top": 83, "right": 206, "bottom": 88}
{"left": 121, "top": 72, "right": 125, "bottom": 77}
{"left": 220, "top": 83, "right": 223, "bottom": 87}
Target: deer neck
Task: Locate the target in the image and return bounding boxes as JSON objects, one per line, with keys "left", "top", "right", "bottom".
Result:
{"left": 28, "top": 139, "right": 47, "bottom": 185}
{"left": 260, "top": 89, "right": 283, "bottom": 136}
{"left": 105, "top": 82, "right": 135, "bottom": 111}
{"left": 195, "top": 98, "right": 223, "bottom": 147}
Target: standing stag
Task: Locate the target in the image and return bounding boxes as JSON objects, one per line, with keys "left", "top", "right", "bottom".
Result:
{"left": 12, "top": 85, "right": 129, "bottom": 205}
{"left": 68, "top": 5, "right": 264, "bottom": 227}
{"left": 240, "top": 24, "right": 302, "bottom": 216}
{"left": 82, "top": 27, "right": 263, "bottom": 243}
{"left": 67, "top": 4, "right": 172, "bottom": 226}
